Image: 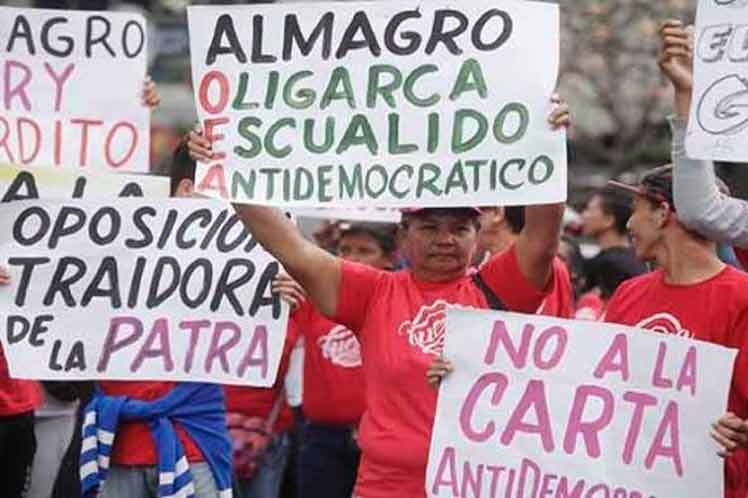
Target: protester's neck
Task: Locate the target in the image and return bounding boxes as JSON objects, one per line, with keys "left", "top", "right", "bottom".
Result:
{"left": 596, "top": 230, "right": 629, "bottom": 251}
{"left": 656, "top": 233, "right": 724, "bottom": 285}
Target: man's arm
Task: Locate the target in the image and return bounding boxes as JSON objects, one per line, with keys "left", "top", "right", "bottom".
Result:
{"left": 660, "top": 20, "right": 748, "bottom": 248}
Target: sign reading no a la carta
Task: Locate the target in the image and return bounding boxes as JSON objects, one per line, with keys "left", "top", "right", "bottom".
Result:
{"left": 187, "top": 0, "right": 566, "bottom": 208}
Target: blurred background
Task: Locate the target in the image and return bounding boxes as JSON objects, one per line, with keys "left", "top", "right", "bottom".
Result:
{"left": 4, "top": 0, "right": 745, "bottom": 208}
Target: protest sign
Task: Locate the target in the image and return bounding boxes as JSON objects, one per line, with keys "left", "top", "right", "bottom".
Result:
{"left": 686, "top": 0, "right": 748, "bottom": 161}
{"left": 0, "top": 198, "right": 289, "bottom": 386}
{"left": 426, "top": 308, "right": 735, "bottom": 498}
{"left": 0, "top": 7, "right": 150, "bottom": 171}
{"left": 187, "top": 0, "right": 565, "bottom": 208}
{"left": 0, "top": 162, "right": 169, "bottom": 201}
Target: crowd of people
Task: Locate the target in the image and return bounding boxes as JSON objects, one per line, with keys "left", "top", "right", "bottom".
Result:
{"left": 0, "top": 14, "right": 747, "bottom": 498}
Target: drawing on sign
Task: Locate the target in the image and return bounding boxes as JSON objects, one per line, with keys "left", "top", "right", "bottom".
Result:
{"left": 696, "top": 74, "right": 748, "bottom": 135}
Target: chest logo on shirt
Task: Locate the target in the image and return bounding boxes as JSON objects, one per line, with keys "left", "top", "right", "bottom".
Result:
{"left": 635, "top": 313, "right": 694, "bottom": 338}
{"left": 398, "top": 300, "right": 450, "bottom": 356}
{"left": 317, "top": 326, "right": 362, "bottom": 368}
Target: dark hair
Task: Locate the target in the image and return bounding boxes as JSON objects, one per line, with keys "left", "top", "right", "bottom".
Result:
{"left": 585, "top": 247, "right": 648, "bottom": 299}
{"left": 595, "top": 189, "right": 633, "bottom": 235}
{"left": 340, "top": 223, "right": 398, "bottom": 256}
{"left": 503, "top": 206, "right": 526, "bottom": 234}
{"left": 169, "top": 137, "right": 196, "bottom": 196}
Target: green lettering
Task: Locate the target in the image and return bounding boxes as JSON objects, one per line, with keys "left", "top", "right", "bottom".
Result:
{"left": 264, "top": 71, "right": 279, "bottom": 109}
{"left": 493, "top": 103, "right": 529, "bottom": 144}
{"left": 452, "top": 109, "right": 488, "bottom": 153}
{"left": 367, "top": 65, "right": 402, "bottom": 108}
{"left": 416, "top": 163, "right": 442, "bottom": 198}
{"left": 529, "top": 155, "right": 554, "bottom": 184}
{"left": 317, "top": 165, "right": 334, "bottom": 202}
{"left": 293, "top": 168, "right": 314, "bottom": 200}
{"left": 499, "top": 158, "right": 526, "bottom": 190}
{"left": 265, "top": 118, "right": 296, "bottom": 159}
{"left": 464, "top": 159, "right": 488, "bottom": 191}
{"left": 231, "top": 170, "right": 256, "bottom": 199}
{"left": 304, "top": 117, "right": 335, "bottom": 154}
{"left": 427, "top": 113, "right": 440, "bottom": 153}
{"left": 340, "top": 163, "right": 364, "bottom": 199}
{"left": 450, "top": 59, "right": 488, "bottom": 101}
{"left": 444, "top": 160, "right": 469, "bottom": 195}
{"left": 232, "top": 73, "right": 253, "bottom": 110}
{"left": 365, "top": 165, "right": 388, "bottom": 198}
{"left": 321, "top": 67, "right": 356, "bottom": 109}
{"left": 389, "top": 164, "right": 414, "bottom": 199}
{"left": 259, "top": 168, "right": 282, "bottom": 199}
{"left": 235, "top": 117, "right": 263, "bottom": 159}
{"left": 388, "top": 114, "right": 418, "bottom": 155}
{"left": 404, "top": 65, "right": 440, "bottom": 107}
{"left": 283, "top": 70, "right": 315, "bottom": 109}
{"left": 337, "top": 114, "right": 378, "bottom": 155}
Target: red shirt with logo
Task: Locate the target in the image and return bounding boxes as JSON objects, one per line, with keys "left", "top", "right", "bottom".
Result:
{"left": 295, "top": 302, "right": 366, "bottom": 425}
{"left": 536, "top": 256, "right": 575, "bottom": 318}
{"left": 224, "top": 322, "right": 299, "bottom": 434}
{"left": 0, "top": 344, "right": 41, "bottom": 416}
{"left": 98, "top": 380, "right": 205, "bottom": 465}
{"left": 334, "top": 245, "right": 550, "bottom": 498}
{"left": 604, "top": 267, "right": 748, "bottom": 498}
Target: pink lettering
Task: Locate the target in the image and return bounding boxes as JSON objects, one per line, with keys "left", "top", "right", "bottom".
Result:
{"left": 4, "top": 60, "right": 32, "bottom": 111}
{"left": 43, "top": 62, "right": 75, "bottom": 112}
{"left": 17, "top": 117, "right": 40, "bottom": 164}
{"left": 179, "top": 319, "right": 211, "bottom": 373}
{"left": 430, "top": 446, "right": 459, "bottom": 495}
{"left": 0, "top": 117, "right": 14, "bottom": 163}
{"left": 593, "top": 333, "right": 630, "bottom": 382}
{"left": 237, "top": 325, "right": 269, "bottom": 378}
{"left": 500, "top": 380, "right": 554, "bottom": 452}
{"left": 71, "top": 118, "right": 103, "bottom": 167}
{"left": 459, "top": 372, "right": 507, "bottom": 442}
{"left": 563, "top": 385, "right": 614, "bottom": 458}
{"left": 621, "top": 391, "right": 657, "bottom": 465}
{"left": 130, "top": 317, "right": 174, "bottom": 372}
{"left": 97, "top": 316, "right": 143, "bottom": 372}
{"left": 651, "top": 342, "right": 673, "bottom": 388}
{"left": 484, "top": 319, "right": 533, "bottom": 367}
{"left": 645, "top": 401, "right": 683, "bottom": 477}
{"left": 533, "top": 326, "right": 567, "bottom": 370}
{"left": 676, "top": 346, "right": 697, "bottom": 396}
{"left": 204, "top": 321, "right": 241, "bottom": 374}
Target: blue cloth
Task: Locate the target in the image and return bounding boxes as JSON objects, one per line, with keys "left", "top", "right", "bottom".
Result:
{"left": 79, "top": 383, "right": 233, "bottom": 498}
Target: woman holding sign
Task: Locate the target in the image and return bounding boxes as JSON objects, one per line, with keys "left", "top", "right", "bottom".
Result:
{"left": 188, "top": 96, "right": 570, "bottom": 498}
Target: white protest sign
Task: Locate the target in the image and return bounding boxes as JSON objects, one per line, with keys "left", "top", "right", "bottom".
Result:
{"left": 0, "top": 163, "right": 169, "bottom": 201}
{"left": 427, "top": 308, "right": 735, "bottom": 498}
{"left": 0, "top": 199, "right": 288, "bottom": 387}
{"left": 187, "top": 0, "right": 565, "bottom": 208}
{"left": 0, "top": 7, "right": 150, "bottom": 171}
{"left": 686, "top": 0, "right": 748, "bottom": 161}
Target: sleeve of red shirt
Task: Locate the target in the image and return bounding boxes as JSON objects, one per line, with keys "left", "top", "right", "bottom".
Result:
{"left": 333, "top": 260, "right": 385, "bottom": 334}
{"left": 728, "top": 307, "right": 748, "bottom": 419}
{"left": 478, "top": 244, "right": 550, "bottom": 314}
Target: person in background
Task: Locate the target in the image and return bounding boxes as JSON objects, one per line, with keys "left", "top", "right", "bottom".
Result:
{"left": 604, "top": 165, "right": 748, "bottom": 498}
{"left": 558, "top": 234, "right": 587, "bottom": 299}
{"left": 188, "top": 95, "right": 570, "bottom": 498}
{"left": 80, "top": 139, "right": 233, "bottom": 498}
{"left": 578, "top": 188, "right": 648, "bottom": 318}
{"left": 292, "top": 222, "right": 397, "bottom": 498}
{"left": 660, "top": 20, "right": 748, "bottom": 271}
{"left": 476, "top": 206, "right": 575, "bottom": 318}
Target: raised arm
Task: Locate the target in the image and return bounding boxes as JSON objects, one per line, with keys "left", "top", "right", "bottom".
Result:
{"left": 187, "top": 133, "right": 342, "bottom": 317}
{"left": 514, "top": 96, "right": 568, "bottom": 289}
{"left": 661, "top": 20, "right": 748, "bottom": 248}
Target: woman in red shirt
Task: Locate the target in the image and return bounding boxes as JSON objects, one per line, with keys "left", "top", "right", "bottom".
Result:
{"left": 187, "top": 98, "right": 570, "bottom": 498}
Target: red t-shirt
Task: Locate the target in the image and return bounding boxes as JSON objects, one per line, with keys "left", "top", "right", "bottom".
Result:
{"left": 334, "top": 245, "right": 549, "bottom": 498}
{"left": 98, "top": 380, "right": 205, "bottom": 465}
{"left": 224, "top": 322, "right": 299, "bottom": 434}
{"left": 295, "top": 302, "right": 366, "bottom": 425}
{"left": 605, "top": 267, "right": 748, "bottom": 498}
{"left": 575, "top": 290, "right": 605, "bottom": 321}
{"left": 536, "top": 256, "right": 574, "bottom": 318}
{"left": 0, "top": 344, "right": 41, "bottom": 416}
